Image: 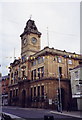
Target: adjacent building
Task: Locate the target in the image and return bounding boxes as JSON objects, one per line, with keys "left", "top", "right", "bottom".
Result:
{"left": 2, "top": 75, "right": 9, "bottom": 105}
{"left": 0, "top": 73, "right": 2, "bottom": 107}
{"left": 70, "top": 62, "right": 82, "bottom": 110}
{"left": 8, "top": 19, "right": 81, "bottom": 110}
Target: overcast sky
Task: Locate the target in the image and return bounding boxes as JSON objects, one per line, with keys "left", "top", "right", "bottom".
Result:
{"left": 0, "top": 0, "right": 81, "bottom": 76}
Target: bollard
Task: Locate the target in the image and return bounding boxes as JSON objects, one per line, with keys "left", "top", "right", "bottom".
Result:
{"left": 44, "top": 115, "right": 54, "bottom": 120}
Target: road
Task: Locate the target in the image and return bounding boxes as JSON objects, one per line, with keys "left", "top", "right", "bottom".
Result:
{"left": 2, "top": 106, "right": 80, "bottom": 120}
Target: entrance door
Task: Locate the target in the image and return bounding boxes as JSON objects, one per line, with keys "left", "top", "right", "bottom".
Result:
{"left": 22, "top": 90, "right": 26, "bottom": 107}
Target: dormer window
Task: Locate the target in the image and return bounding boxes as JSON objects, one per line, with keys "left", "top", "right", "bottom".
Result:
{"left": 22, "top": 55, "right": 26, "bottom": 62}
{"left": 57, "top": 57, "right": 62, "bottom": 63}
{"left": 32, "top": 60, "right": 36, "bottom": 66}
{"left": 68, "top": 59, "right": 72, "bottom": 64}
{"left": 37, "top": 57, "right": 44, "bottom": 64}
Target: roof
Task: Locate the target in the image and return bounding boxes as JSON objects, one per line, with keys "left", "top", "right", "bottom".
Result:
{"left": 20, "top": 19, "right": 41, "bottom": 37}
{"left": 10, "top": 59, "right": 20, "bottom": 67}
{"left": 29, "top": 46, "right": 81, "bottom": 60}
{"left": 10, "top": 46, "right": 81, "bottom": 65}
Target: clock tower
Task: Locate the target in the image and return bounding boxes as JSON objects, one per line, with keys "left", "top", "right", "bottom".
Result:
{"left": 20, "top": 19, "right": 41, "bottom": 60}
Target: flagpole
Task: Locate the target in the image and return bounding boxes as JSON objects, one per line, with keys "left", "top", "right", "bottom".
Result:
{"left": 47, "top": 27, "right": 49, "bottom": 47}
{"left": 14, "top": 48, "right": 15, "bottom": 61}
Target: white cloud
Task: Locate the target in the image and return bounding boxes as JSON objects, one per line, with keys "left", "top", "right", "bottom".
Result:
{"left": 0, "top": 1, "right": 80, "bottom": 75}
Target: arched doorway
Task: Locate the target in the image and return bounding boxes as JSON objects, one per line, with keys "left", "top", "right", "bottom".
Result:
{"left": 22, "top": 90, "right": 26, "bottom": 107}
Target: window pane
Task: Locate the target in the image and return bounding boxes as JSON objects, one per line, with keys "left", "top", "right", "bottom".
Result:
{"left": 34, "top": 69, "right": 36, "bottom": 80}
{"left": 59, "top": 67, "right": 62, "bottom": 78}
{"left": 16, "top": 89, "right": 18, "bottom": 96}
{"left": 41, "top": 67, "right": 44, "bottom": 77}
{"left": 31, "top": 71, "right": 33, "bottom": 80}
{"left": 38, "top": 86, "right": 40, "bottom": 96}
{"left": 22, "top": 55, "right": 26, "bottom": 62}
{"left": 32, "top": 60, "right": 36, "bottom": 66}
{"left": 38, "top": 68, "right": 40, "bottom": 79}
{"left": 31, "top": 88, "right": 33, "bottom": 101}
{"left": 41, "top": 86, "right": 44, "bottom": 96}
{"left": 34, "top": 87, "right": 36, "bottom": 96}
{"left": 75, "top": 71, "right": 78, "bottom": 79}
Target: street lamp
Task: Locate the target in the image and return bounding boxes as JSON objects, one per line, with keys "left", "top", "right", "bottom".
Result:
{"left": 58, "top": 66, "right": 62, "bottom": 113}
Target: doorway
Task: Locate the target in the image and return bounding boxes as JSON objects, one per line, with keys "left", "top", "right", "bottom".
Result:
{"left": 61, "top": 88, "right": 65, "bottom": 110}
{"left": 22, "top": 90, "right": 26, "bottom": 107}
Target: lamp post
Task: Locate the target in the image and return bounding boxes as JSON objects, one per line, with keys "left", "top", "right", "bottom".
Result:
{"left": 58, "top": 66, "right": 62, "bottom": 113}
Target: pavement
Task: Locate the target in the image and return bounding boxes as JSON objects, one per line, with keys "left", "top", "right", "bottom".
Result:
{"left": 50, "top": 110, "right": 82, "bottom": 118}
{"left": 2, "top": 112, "right": 21, "bottom": 118}
{"left": 1, "top": 106, "right": 82, "bottom": 119}
{"left": 0, "top": 112, "right": 25, "bottom": 120}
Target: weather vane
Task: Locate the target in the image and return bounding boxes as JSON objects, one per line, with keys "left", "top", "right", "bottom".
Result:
{"left": 30, "top": 14, "right": 32, "bottom": 20}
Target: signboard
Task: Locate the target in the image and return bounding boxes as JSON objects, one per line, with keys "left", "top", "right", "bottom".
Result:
{"left": 49, "top": 99, "right": 52, "bottom": 105}
{"left": 72, "top": 94, "right": 82, "bottom": 98}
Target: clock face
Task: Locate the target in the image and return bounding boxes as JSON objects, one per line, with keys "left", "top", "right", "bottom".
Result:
{"left": 23, "top": 38, "right": 27, "bottom": 45}
{"left": 31, "top": 37, "right": 37, "bottom": 44}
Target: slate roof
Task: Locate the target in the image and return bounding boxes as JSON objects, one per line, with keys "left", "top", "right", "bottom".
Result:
{"left": 20, "top": 19, "right": 41, "bottom": 37}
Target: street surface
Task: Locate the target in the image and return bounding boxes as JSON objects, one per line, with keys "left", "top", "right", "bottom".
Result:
{"left": 2, "top": 106, "right": 81, "bottom": 120}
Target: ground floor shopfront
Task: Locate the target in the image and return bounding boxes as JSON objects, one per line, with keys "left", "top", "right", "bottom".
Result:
{"left": 8, "top": 78, "right": 77, "bottom": 110}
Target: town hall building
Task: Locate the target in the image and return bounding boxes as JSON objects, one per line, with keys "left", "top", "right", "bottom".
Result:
{"left": 8, "top": 19, "right": 81, "bottom": 110}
